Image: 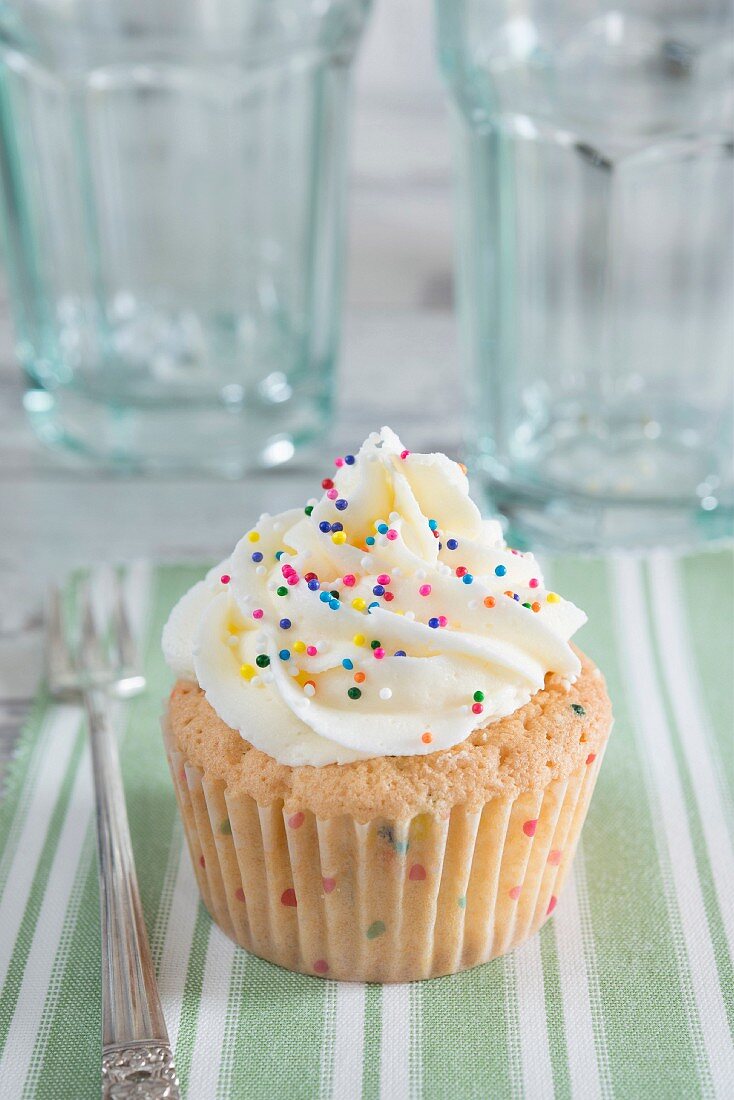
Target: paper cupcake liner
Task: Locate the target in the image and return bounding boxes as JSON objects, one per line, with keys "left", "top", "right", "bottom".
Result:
{"left": 163, "top": 721, "right": 606, "bottom": 982}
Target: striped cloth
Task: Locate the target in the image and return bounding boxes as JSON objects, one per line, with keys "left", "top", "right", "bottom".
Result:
{"left": 0, "top": 550, "right": 732, "bottom": 1100}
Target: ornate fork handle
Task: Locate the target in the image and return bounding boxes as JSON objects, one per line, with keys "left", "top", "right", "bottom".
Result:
{"left": 102, "top": 1042, "right": 177, "bottom": 1099}
{"left": 87, "top": 690, "right": 180, "bottom": 1099}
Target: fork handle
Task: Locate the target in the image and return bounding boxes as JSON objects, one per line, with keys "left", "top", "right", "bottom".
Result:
{"left": 86, "top": 690, "right": 180, "bottom": 1099}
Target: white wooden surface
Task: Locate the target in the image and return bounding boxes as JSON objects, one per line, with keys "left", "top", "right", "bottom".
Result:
{"left": 0, "top": 1, "right": 460, "bottom": 775}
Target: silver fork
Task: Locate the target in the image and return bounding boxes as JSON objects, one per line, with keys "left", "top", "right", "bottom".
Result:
{"left": 48, "top": 572, "right": 180, "bottom": 1100}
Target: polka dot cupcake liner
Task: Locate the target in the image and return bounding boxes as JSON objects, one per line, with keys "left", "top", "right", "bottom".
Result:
{"left": 163, "top": 720, "right": 607, "bottom": 983}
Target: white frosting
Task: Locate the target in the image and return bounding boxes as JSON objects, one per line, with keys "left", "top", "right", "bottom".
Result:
{"left": 163, "top": 427, "right": 586, "bottom": 766}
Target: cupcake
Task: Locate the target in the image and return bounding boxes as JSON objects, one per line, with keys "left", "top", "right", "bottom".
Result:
{"left": 162, "top": 427, "right": 612, "bottom": 982}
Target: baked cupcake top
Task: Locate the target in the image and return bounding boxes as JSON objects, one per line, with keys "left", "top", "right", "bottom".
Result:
{"left": 163, "top": 427, "right": 587, "bottom": 766}
{"left": 167, "top": 654, "right": 611, "bottom": 818}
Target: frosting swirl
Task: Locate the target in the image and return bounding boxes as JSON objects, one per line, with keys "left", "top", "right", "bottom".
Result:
{"left": 163, "top": 427, "right": 586, "bottom": 765}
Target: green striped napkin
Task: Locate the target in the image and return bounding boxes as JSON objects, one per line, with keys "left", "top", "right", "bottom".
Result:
{"left": 0, "top": 551, "right": 732, "bottom": 1099}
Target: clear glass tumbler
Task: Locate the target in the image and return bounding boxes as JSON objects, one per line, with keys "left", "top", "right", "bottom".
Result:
{"left": 0, "top": 1, "right": 370, "bottom": 473}
{"left": 437, "top": 0, "right": 733, "bottom": 549}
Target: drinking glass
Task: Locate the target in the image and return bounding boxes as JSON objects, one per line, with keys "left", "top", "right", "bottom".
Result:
{"left": 437, "top": 0, "right": 733, "bottom": 548}
{"left": 0, "top": 0, "right": 371, "bottom": 473}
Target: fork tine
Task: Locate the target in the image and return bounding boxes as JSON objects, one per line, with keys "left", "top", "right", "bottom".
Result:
{"left": 47, "top": 584, "right": 75, "bottom": 694}
{"left": 79, "top": 575, "right": 109, "bottom": 678}
{"left": 110, "top": 568, "right": 146, "bottom": 698}
{"left": 108, "top": 569, "right": 137, "bottom": 673}
{"left": 117, "top": 570, "right": 140, "bottom": 674}
{"left": 106, "top": 570, "right": 123, "bottom": 671}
